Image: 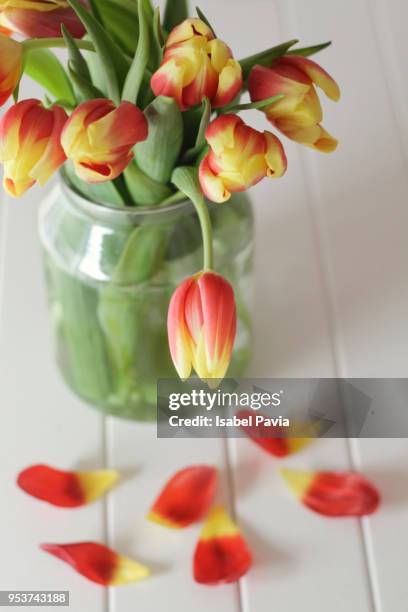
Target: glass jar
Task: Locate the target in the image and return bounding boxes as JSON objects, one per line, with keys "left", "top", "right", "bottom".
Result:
{"left": 39, "top": 180, "right": 254, "bottom": 420}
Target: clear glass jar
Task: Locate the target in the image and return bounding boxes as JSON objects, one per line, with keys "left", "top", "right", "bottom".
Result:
{"left": 39, "top": 180, "right": 254, "bottom": 420}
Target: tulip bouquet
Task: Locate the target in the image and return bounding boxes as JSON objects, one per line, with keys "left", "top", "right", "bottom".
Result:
{"left": 0, "top": 0, "right": 340, "bottom": 418}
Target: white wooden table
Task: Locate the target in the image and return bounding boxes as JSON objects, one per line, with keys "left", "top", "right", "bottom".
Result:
{"left": 1, "top": 1, "right": 408, "bottom": 610}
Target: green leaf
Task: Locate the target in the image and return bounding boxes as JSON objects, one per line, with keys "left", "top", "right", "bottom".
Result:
{"left": 239, "top": 39, "right": 299, "bottom": 81}
{"left": 91, "top": 0, "right": 139, "bottom": 55}
{"left": 163, "top": 0, "right": 189, "bottom": 33}
{"left": 122, "top": 0, "right": 150, "bottom": 104}
{"left": 134, "top": 96, "right": 183, "bottom": 183}
{"left": 62, "top": 163, "right": 126, "bottom": 208}
{"left": 150, "top": 7, "right": 164, "bottom": 69}
{"left": 62, "top": 25, "right": 102, "bottom": 101}
{"left": 288, "top": 41, "right": 332, "bottom": 57}
{"left": 222, "top": 94, "right": 284, "bottom": 113}
{"left": 182, "top": 96, "right": 211, "bottom": 162}
{"left": 23, "top": 48, "right": 75, "bottom": 105}
{"left": 124, "top": 161, "right": 173, "bottom": 206}
{"left": 195, "top": 6, "right": 215, "bottom": 35}
{"left": 68, "top": 0, "right": 130, "bottom": 104}
{"left": 68, "top": 68, "right": 105, "bottom": 100}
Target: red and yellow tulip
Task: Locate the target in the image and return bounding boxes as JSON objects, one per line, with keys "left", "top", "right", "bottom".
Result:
{"left": 151, "top": 18, "right": 242, "bottom": 110}
{"left": 193, "top": 506, "right": 252, "bottom": 585}
{"left": 0, "top": 32, "right": 22, "bottom": 107}
{"left": 168, "top": 271, "right": 236, "bottom": 382}
{"left": 0, "top": 99, "right": 67, "bottom": 197}
{"left": 148, "top": 465, "right": 217, "bottom": 529}
{"left": 249, "top": 56, "right": 340, "bottom": 152}
{"left": 199, "top": 114, "right": 287, "bottom": 203}
{"left": 281, "top": 469, "right": 380, "bottom": 517}
{"left": 40, "top": 542, "right": 149, "bottom": 586}
{"left": 17, "top": 464, "right": 118, "bottom": 508}
{"left": 0, "top": 0, "right": 86, "bottom": 38}
{"left": 61, "top": 99, "right": 148, "bottom": 184}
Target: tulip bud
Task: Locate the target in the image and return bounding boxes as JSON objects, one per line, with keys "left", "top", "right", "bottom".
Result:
{"left": 249, "top": 56, "right": 340, "bottom": 152}
{"left": 0, "top": 0, "right": 86, "bottom": 38}
{"left": 0, "top": 33, "right": 22, "bottom": 107}
{"left": 151, "top": 18, "right": 243, "bottom": 111}
{"left": 0, "top": 99, "right": 67, "bottom": 197}
{"left": 167, "top": 271, "right": 236, "bottom": 382}
{"left": 199, "top": 114, "right": 287, "bottom": 203}
{"left": 61, "top": 99, "right": 148, "bottom": 184}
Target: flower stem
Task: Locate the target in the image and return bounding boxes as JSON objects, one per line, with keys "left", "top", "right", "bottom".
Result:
{"left": 23, "top": 37, "right": 95, "bottom": 52}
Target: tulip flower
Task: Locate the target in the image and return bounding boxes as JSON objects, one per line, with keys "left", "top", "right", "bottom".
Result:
{"left": 193, "top": 506, "right": 252, "bottom": 585}
{"left": 0, "top": 0, "right": 86, "bottom": 38}
{"left": 148, "top": 466, "right": 217, "bottom": 528}
{"left": 40, "top": 542, "right": 150, "bottom": 586}
{"left": 249, "top": 56, "right": 340, "bottom": 152}
{"left": 17, "top": 464, "right": 118, "bottom": 508}
{"left": 281, "top": 469, "right": 380, "bottom": 517}
{"left": 168, "top": 271, "right": 236, "bottom": 382}
{"left": 151, "top": 18, "right": 242, "bottom": 110}
{"left": 199, "top": 114, "right": 287, "bottom": 203}
{"left": 61, "top": 99, "right": 148, "bottom": 184}
{"left": 0, "top": 33, "right": 22, "bottom": 107}
{"left": 0, "top": 99, "right": 67, "bottom": 197}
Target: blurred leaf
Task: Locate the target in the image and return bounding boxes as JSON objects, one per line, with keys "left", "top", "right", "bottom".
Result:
{"left": 182, "top": 96, "right": 211, "bottom": 162}
{"left": 122, "top": 0, "right": 150, "bottom": 104}
{"left": 222, "top": 94, "right": 284, "bottom": 113}
{"left": 288, "top": 41, "right": 332, "bottom": 57}
{"left": 124, "top": 161, "right": 173, "bottom": 205}
{"left": 163, "top": 0, "right": 189, "bottom": 33}
{"left": 150, "top": 7, "right": 164, "bottom": 69}
{"left": 239, "top": 39, "right": 299, "bottom": 81}
{"left": 23, "top": 48, "right": 75, "bottom": 105}
{"left": 68, "top": 0, "right": 130, "bottom": 104}
{"left": 91, "top": 0, "right": 139, "bottom": 54}
{"left": 135, "top": 96, "right": 183, "bottom": 183}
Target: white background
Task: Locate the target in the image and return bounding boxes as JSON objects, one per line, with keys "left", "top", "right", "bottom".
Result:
{"left": 0, "top": 0, "right": 408, "bottom": 610}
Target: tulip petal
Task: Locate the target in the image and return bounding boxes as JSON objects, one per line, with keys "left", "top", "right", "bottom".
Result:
{"left": 167, "top": 276, "right": 195, "bottom": 380}
{"left": 264, "top": 131, "right": 287, "bottom": 178}
{"left": 277, "top": 56, "right": 340, "bottom": 102}
{"left": 0, "top": 1, "right": 86, "bottom": 38}
{"left": 205, "top": 114, "right": 243, "bottom": 157}
{"left": 166, "top": 18, "right": 213, "bottom": 47}
{"left": 194, "top": 506, "right": 252, "bottom": 585}
{"left": 40, "top": 542, "right": 149, "bottom": 586}
{"left": 0, "top": 34, "right": 22, "bottom": 107}
{"left": 281, "top": 469, "right": 381, "bottom": 517}
{"left": 17, "top": 464, "right": 118, "bottom": 507}
{"left": 148, "top": 465, "right": 217, "bottom": 528}
{"left": 283, "top": 124, "right": 338, "bottom": 153}
{"left": 213, "top": 60, "right": 243, "bottom": 109}
{"left": 199, "top": 154, "right": 231, "bottom": 203}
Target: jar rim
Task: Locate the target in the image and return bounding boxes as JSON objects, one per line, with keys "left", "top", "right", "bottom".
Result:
{"left": 59, "top": 172, "right": 194, "bottom": 223}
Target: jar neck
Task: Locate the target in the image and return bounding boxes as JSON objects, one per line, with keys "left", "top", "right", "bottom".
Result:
{"left": 59, "top": 175, "right": 195, "bottom": 227}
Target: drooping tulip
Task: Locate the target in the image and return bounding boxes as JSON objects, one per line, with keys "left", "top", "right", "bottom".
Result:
{"left": 0, "top": 99, "right": 68, "bottom": 197}
{"left": 151, "top": 18, "right": 242, "bottom": 110}
{"left": 61, "top": 99, "right": 148, "bottom": 184}
{"left": 17, "top": 464, "right": 118, "bottom": 508}
{"left": 199, "top": 114, "right": 287, "bottom": 203}
{"left": 0, "top": 0, "right": 86, "bottom": 38}
{"left": 193, "top": 506, "right": 252, "bottom": 585}
{"left": 0, "top": 33, "right": 22, "bottom": 106}
{"left": 167, "top": 271, "right": 236, "bottom": 382}
{"left": 148, "top": 466, "right": 217, "bottom": 528}
{"left": 249, "top": 55, "right": 340, "bottom": 152}
{"left": 40, "top": 542, "right": 150, "bottom": 586}
{"left": 281, "top": 469, "right": 380, "bottom": 517}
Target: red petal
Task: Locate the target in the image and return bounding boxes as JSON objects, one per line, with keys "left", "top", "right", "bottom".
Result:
{"left": 237, "top": 409, "right": 290, "bottom": 457}
{"left": 282, "top": 469, "right": 381, "bottom": 517}
{"left": 17, "top": 464, "right": 118, "bottom": 507}
{"left": 40, "top": 542, "right": 149, "bottom": 586}
{"left": 148, "top": 466, "right": 217, "bottom": 528}
{"left": 194, "top": 507, "right": 252, "bottom": 585}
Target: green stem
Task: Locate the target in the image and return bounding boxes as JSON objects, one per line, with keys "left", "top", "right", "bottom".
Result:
{"left": 196, "top": 195, "right": 213, "bottom": 271}
{"left": 23, "top": 37, "right": 95, "bottom": 52}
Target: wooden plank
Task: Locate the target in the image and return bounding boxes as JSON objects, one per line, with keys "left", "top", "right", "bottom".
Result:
{"left": 0, "top": 191, "right": 106, "bottom": 612}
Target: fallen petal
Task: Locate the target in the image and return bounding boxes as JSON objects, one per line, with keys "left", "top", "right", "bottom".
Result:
{"left": 40, "top": 542, "right": 149, "bottom": 586}
{"left": 194, "top": 506, "right": 252, "bottom": 585}
{"left": 281, "top": 469, "right": 380, "bottom": 517}
{"left": 17, "top": 465, "right": 118, "bottom": 507}
{"left": 148, "top": 465, "right": 217, "bottom": 528}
